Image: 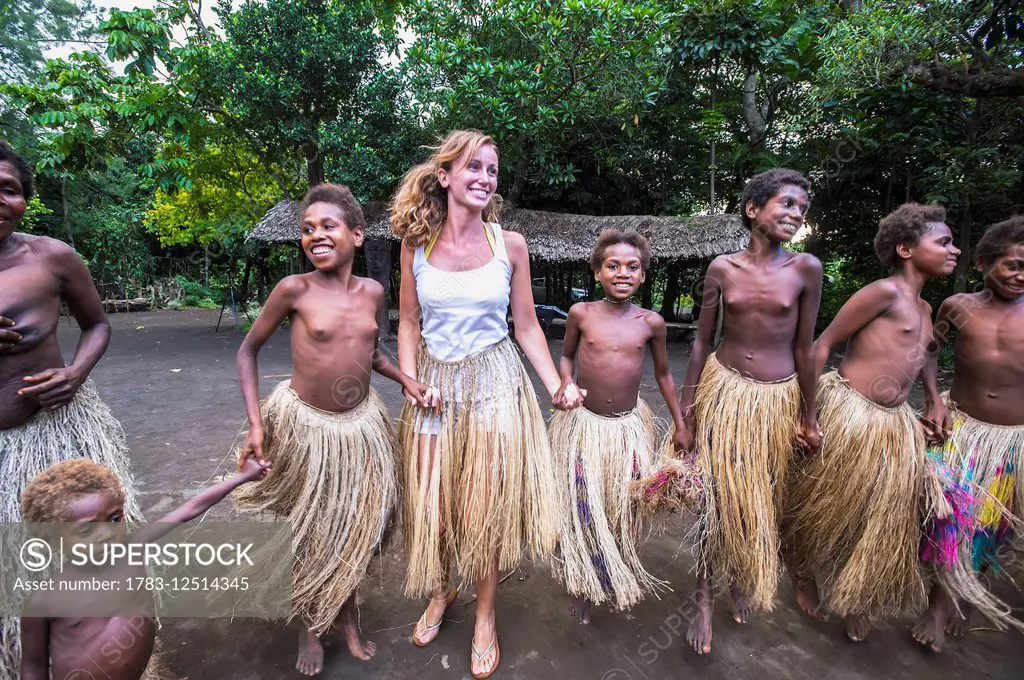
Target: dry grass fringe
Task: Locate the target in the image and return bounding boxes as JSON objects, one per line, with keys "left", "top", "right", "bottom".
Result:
{"left": 550, "top": 400, "right": 665, "bottom": 609}
{"left": 631, "top": 455, "right": 705, "bottom": 518}
{"left": 232, "top": 382, "right": 400, "bottom": 635}
{"left": 934, "top": 398, "right": 1024, "bottom": 633}
{"left": 398, "top": 338, "right": 558, "bottom": 598}
{"left": 0, "top": 380, "right": 141, "bottom": 680}
{"left": 689, "top": 353, "right": 800, "bottom": 614}
{"left": 785, "top": 371, "right": 927, "bottom": 618}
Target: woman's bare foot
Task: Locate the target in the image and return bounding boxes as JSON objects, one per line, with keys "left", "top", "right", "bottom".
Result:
{"left": 844, "top": 613, "right": 871, "bottom": 642}
{"left": 686, "top": 578, "right": 713, "bottom": 655}
{"left": 792, "top": 577, "right": 827, "bottom": 621}
{"left": 297, "top": 627, "right": 324, "bottom": 676}
{"left": 729, "top": 583, "right": 753, "bottom": 624}
{"left": 336, "top": 595, "right": 377, "bottom": 661}
{"left": 570, "top": 596, "right": 592, "bottom": 624}
{"left": 471, "top": 611, "right": 499, "bottom": 678}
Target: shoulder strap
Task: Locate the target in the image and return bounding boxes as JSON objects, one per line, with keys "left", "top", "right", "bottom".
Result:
{"left": 423, "top": 227, "right": 442, "bottom": 261}
{"left": 425, "top": 223, "right": 498, "bottom": 260}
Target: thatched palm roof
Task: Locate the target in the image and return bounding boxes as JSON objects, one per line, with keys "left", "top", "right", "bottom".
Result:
{"left": 246, "top": 200, "right": 748, "bottom": 262}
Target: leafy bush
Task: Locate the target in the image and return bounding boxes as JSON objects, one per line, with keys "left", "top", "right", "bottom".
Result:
{"left": 172, "top": 275, "right": 219, "bottom": 309}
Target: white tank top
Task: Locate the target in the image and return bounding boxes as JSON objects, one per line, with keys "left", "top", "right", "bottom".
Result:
{"left": 413, "top": 222, "right": 512, "bottom": 362}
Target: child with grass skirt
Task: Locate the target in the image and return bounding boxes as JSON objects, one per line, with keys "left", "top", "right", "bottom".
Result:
{"left": 550, "top": 229, "right": 687, "bottom": 624}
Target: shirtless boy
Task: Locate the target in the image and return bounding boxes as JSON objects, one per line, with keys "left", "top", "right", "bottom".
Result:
{"left": 550, "top": 229, "right": 686, "bottom": 624}
{"left": 786, "top": 202, "right": 959, "bottom": 642}
{"left": 913, "top": 215, "right": 1024, "bottom": 652}
{"left": 20, "top": 457, "right": 269, "bottom": 680}
{"left": 234, "top": 183, "right": 434, "bottom": 675}
{"left": 679, "top": 168, "right": 822, "bottom": 655}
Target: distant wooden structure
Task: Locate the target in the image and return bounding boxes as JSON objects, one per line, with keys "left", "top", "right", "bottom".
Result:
{"left": 246, "top": 201, "right": 749, "bottom": 338}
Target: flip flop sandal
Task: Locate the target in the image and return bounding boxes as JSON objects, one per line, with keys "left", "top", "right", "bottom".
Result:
{"left": 471, "top": 635, "right": 500, "bottom": 679}
{"left": 411, "top": 586, "right": 458, "bottom": 647}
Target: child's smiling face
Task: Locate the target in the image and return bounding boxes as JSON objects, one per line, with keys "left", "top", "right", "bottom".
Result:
{"left": 301, "top": 201, "right": 364, "bottom": 272}
{"left": 596, "top": 243, "right": 645, "bottom": 301}
{"left": 59, "top": 491, "right": 127, "bottom": 550}
{"left": 980, "top": 243, "right": 1024, "bottom": 301}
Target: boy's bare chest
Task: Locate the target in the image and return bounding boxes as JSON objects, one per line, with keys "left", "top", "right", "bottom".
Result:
{"left": 721, "top": 272, "right": 801, "bottom": 315}
{"left": 0, "top": 260, "right": 58, "bottom": 315}
{"left": 294, "top": 294, "right": 378, "bottom": 343}
{"left": 958, "top": 307, "right": 1024, "bottom": 366}
{"left": 579, "top": 316, "right": 649, "bottom": 360}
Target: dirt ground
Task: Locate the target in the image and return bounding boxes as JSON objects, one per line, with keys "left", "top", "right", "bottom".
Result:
{"left": 58, "top": 309, "right": 1024, "bottom": 680}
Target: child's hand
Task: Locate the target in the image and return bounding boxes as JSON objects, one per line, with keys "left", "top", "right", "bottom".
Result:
{"left": 673, "top": 425, "right": 694, "bottom": 459}
{"left": 239, "top": 456, "right": 271, "bottom": 481}
{"left": 795, "top": 416, "right": 823, "bottom": 454}
{"left": 920, "top": 402, "right": 952, "bottom": 445}
{"left": 404, "top": 380, "right": 441, "bottom": 413}
{"left": 239, "top": 426, "right": 268, "bottom": 468}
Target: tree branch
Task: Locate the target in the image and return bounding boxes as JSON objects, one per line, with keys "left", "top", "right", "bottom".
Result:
{"left": 907, "top": 62, "right": 1024, "bottom": 98}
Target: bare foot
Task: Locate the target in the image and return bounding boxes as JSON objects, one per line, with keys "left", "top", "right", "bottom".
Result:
{"left": 336, "top": 596, "right": 377, "bottom": 661}
{"left": 845, "top": 613, "right": 871, "bottom": 642}
{"left": 686, "top": 578, "right": 713, "bottom": 655}
{"left": 569, "top": 596, "right": 591, "bottom": 624}
{"left": 729, "top": 583, "right": 753, "bottom": 624}
{"left": 793, "top": 577, "right": 827, "bottom": 622}
{"left": 946, "top": 605, "right": 971, "bottom": 637}
{"left": 912, "top": 604, "right": 947, "bottom": 652}
{"left": 471, "top": 611, "right": 499, "bottom": 678}
{"left": 297, "top": 627, "right": 324, "bottom": 676}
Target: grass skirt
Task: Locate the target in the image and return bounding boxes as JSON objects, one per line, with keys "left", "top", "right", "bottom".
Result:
{"left": 785, "top": 371, "right": 927, "bottom": 618}
{"left": 0, "top": 379, "right": 141, "bottom": 680}
{"left": 551, "top": 400, "right": 664, "bottom": 609}
{"left": 398, "top": 338, "right": 558, "bottom": 598}
{"left": 233, "top": 381, "right": 400, "bottom": 635}
{"left": 927, "top": 396, "right": 1024, "bottom": 632}
{"left": 683, "top": 353, "right": 799, "bottom": 613}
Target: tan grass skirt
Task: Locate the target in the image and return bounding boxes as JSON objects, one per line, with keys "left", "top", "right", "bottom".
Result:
{"left": 785, "top": 371, "right": 927, "bottom": 618}
{"left": 551, "top": 400, "right": 664, "bottom": 609}
{"left": 398, "top": 337, "right": 558, "bottom": 598}
{"left": 233, "top": 381, "right": 400, "bottom": 635}
{"left": 680, "top": 352, "right": 800, "bottom": 613}
{"left": 0, "top": 379, "right": 141, "bottom": 680}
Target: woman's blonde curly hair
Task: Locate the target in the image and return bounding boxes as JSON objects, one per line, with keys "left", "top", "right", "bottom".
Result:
{"left": 390, "top": 129, "right": 502, "bottom": 247}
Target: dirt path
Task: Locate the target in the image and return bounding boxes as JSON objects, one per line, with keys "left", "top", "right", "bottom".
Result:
{"left": 58, "top": 310, "right": 1024, "bottom": 680}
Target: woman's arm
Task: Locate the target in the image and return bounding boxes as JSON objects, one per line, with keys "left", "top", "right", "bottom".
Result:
{"left": 371, "top": 280, "right": 435, "bottom": 408}
{"left": 505, "top": 232, "right": 576, "bottom": 401}
{"left": 397, "top": 242, "right": 423, "bottom": 383}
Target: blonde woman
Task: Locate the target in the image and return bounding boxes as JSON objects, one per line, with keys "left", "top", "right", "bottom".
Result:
{"left": 392, "top": 129, "right": 582, "bottom": 678}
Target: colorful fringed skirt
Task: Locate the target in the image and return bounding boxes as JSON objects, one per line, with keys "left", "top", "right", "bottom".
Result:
{"left": 922, "top": 396, "right": 1024, "bottom": 632}
{"left": 233, "top": 381, "right": 400, "bottom": 635}
{"left": 682, "top": 352, "right": 800, "bottom": 613}
{"left": 785, "top": 371, "right": 927, "bottom": 618}
{"left": 550, "top": 399, "right": 664, "bottom": 610}
{"left": 0, "top": 379, "right": 141, "bottom": 680}
{"left": 398, "top": 337, "right": 559, "bottom": 598}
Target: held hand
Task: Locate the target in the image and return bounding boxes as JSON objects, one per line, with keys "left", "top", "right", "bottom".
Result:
{"left": 795, "top": 416, "right": 823, "bottom": 455}
{"left": 239, "top": 427, "right": 268, "bottom": 468}
{"left": 554, "top": 381, "right": 586, "bottom": 411}
{"left": 920, "top": 402, "right": 953, "bottom": 446}
{"left": 238, "top": 455, "right": 271, "bottom": 481}
{"left": 404, "top": 380, "right": 441, "bottom": 414}
{"left": 18, "top": 367, "right": 83, "bottom": 409}
{"left": 0, "top": 316, "right": 22, "bottom": 352}
{"left": 672, "top": 426, "right": 692, "bottom": 458}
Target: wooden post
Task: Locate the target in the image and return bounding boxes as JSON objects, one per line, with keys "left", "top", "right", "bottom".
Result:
{"left": 364, "top": 238, "right": 392, "bottom": 341}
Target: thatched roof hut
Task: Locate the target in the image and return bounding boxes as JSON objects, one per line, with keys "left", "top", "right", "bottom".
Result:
{"left": 246, "top": 200, "right": 748, "bottom": 262}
